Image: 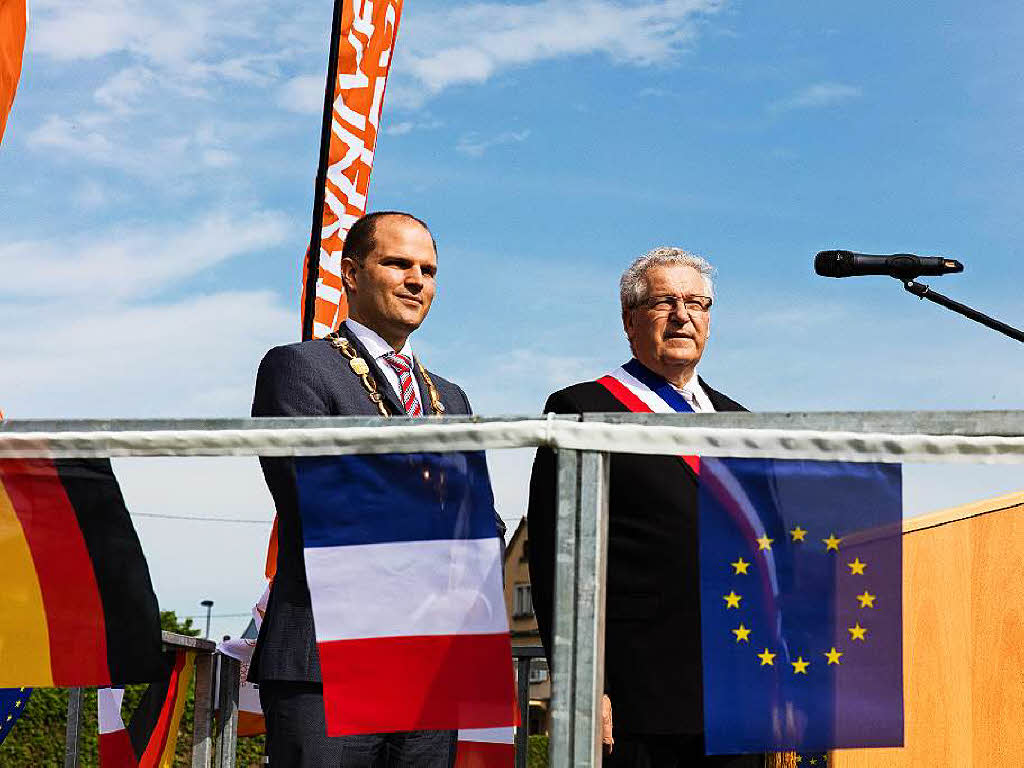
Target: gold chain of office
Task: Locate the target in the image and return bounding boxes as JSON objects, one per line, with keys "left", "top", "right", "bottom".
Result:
{"left": 326, "top": 331, "right": 445, "bottom": 417}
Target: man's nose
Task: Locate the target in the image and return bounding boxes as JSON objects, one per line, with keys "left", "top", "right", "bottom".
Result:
{"left": 405, "top": 268, "right": 424, "bottom": 292}
{"left": 669, "top": 301, "right": 693, "bottom": 324}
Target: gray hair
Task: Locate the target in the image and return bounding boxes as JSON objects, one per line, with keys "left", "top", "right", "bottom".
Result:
{"left": 619, "top": 247, "right": 715, "bottom": 311}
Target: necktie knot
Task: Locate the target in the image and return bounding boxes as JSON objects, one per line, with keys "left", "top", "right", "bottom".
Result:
{"left": 384, "top": 352, "right": 412, "bottom": 374}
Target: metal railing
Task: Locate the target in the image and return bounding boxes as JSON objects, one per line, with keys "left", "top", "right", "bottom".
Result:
{"left": 63, "top": 632, "right": 240, "bottom": 768}
{"left": 7, "top": 411, "right": 1022, "bottom": 768}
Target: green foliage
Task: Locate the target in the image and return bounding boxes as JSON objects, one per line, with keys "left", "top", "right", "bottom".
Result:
{"left": 161, "top": 610, "right": 202, "bottom": 638}
{"left": 0, "top": 672, "right": 264, "bottom": 766}
{"left": 528, "top": 733, "right": 550, "bottom": 768}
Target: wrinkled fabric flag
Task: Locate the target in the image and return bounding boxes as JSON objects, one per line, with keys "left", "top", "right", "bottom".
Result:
{"left": 296, "top": 451, "right": 516, "bottom": 736}
{"left": 0, "top": 457, "right": 164, "bottom": 687}
{"left": 0, "top": 687, "right": 31, "bottom": 745}
{"left": 301, "top": 0, "right": 405, "bottom": 340}
{"left": 699, "top": 458, "right": 903, "bottom": 754}
{"left": 456, "top": 726, "right": 515, "bottom": 767}
{"left": 0, "top": 0, "right": 27, "bottom": 144}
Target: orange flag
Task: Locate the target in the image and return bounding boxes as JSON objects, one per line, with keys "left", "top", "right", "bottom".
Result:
{"left": 300, "top": 0, "right": 405, "bottom": 340}
{"left": 0, "top": 0, "right": 27, "bottom": 144}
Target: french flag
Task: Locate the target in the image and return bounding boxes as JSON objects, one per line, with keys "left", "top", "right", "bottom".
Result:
{"left": 296, "top": 451, "right": 517, "bottom": 737}
{"left": 456, "top": 726, "right": 515, "bottom": 767}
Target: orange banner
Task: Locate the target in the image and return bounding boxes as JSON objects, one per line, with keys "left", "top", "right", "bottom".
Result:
{"left": 301, "top": 0, "right": 405, "bottom": 340}
{"left": 0, "top": 0, "right": 28, "bottom": 144}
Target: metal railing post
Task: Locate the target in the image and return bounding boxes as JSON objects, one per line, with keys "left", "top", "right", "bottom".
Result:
{"left": 573, "top": 451, "right": 610, "bottom": 767}
{"left": 549, "top": 448, "right": 579, "bottom": 765}
{"left": 515, "top": 654, "right": 531, "bottom": 768}
{"left": 214, "top": 654, "right": 241, "bottom": 768}
{"left": 548, "top": 449, "right": 611, "bottom": 768}
{"left": 64, "top": 687, "right": 84, "bottom": 768}
{"left": 192, "top": 651, "right": 217, "bottom": 768}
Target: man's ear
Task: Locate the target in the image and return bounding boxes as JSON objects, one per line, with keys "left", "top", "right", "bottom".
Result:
{"left": 340, "top": 257, "right": 358, "bottom": 294}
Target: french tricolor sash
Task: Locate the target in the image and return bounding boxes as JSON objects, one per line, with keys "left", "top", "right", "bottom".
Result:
{"left": 597, "top": 358, "right": 699, "bottom": 474}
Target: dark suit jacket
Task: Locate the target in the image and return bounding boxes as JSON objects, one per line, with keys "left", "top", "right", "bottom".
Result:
{"left": 249, "top": 323, "right": 499, "bottom": 683}
{"left": 527, "top": 378, "right": 746, "bottom": 735}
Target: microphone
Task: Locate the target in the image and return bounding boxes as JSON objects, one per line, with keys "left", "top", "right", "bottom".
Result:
{"left": 815, "top": 250, "right": 964, "bottom": 280}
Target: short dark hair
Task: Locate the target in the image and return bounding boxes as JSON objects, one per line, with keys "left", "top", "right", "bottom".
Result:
{"left": 341, "top": 211, "right": 437, "bottom": 266}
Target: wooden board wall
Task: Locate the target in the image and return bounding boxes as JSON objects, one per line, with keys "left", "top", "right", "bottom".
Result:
{"left": 833, "top": 492, "right": 1024, "bottom": 767}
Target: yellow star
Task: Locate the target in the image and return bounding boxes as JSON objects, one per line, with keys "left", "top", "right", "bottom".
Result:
{"left": 723, "top": 591, "right": 742, "bottom": 609}
{"left": 757, "top": 648, "right": 776, "bottom": 666}
{"left": 848, "top": 622, "right": 868, "bottom": 641}
{"left": 732, "top": 624, "right": 752, "bottom": 643}
{"left": 847, "top": 557, "right": 867, "bottom": 575}
{"left": 791, "top": 656, "right": 810, "bottom": 674}
{"left": 790, "top": 525, "right": 807, "bottom": 542}
{"left": 857, "top": 590, "right": 876, "bottom": 608}
{"left": 731, "top": 557, "right": 750, "bottom": 575}
{"left": 809, "top": 759, "right": 818, "bottom": 766}
{"left": 822, "top": 533, "right": 842, "bottom": 551}
{"left": 795, "top": 757, "right": 803, "bottom": 764}
{"left": 757, "top": 535, "right": 774, "bottom": 551}
{"left": 824, "top": 647, "right": 844, "bottom": 665}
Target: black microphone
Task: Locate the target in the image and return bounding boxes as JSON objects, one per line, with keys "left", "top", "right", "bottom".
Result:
{"left": 815, "top": 250, "right": 964, "bottom": 280}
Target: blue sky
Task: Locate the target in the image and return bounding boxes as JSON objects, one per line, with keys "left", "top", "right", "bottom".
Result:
{"left": 2, "top": 0, "right": 1023, "bottom": 638}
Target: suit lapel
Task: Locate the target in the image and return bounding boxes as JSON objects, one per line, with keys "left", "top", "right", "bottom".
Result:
{"left": 339, "top": 325, "right": 405, "bottom": 416}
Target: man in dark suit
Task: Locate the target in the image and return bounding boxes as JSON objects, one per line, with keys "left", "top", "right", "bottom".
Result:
{"left": 251, "top": 211, "right": 501, "bottom": 767}
{"left": 528, "top": 247, "right": 763, "bottom": 767}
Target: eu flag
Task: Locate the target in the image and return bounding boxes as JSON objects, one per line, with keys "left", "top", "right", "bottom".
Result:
{"left": 698, "top": 458, "right": 903, "bottom": 754}
{"left": 0, "top": 687, "right": 31, "bottom": 745}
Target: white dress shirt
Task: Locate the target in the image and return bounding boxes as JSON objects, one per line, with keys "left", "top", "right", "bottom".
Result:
{"left": 671, "top": 370, "right": 715, "bottom": 413}
{"left": 343, "top": 319, "right": 423, "bottom": 410}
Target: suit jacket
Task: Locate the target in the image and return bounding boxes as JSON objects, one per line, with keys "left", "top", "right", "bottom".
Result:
{"left": 527, "top": 378, "right": 746, "bottom": 735}
{"left": 249, "top": 323, "right": 500, "bottom": 683}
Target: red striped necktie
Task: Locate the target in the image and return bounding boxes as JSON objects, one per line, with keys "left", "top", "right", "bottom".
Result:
{"left": 383, "top": 352, "right": 423, "bottom": 416}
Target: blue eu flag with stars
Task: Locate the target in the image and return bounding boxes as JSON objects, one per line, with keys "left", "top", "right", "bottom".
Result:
{"left": 0, "top": 687, "right": 31, "bottom": 745}
{"left": 698, "top": 458, "right": 903, "bottom": 754}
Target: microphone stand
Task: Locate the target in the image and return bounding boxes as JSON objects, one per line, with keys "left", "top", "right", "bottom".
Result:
{"left": 900, "top": 278, "right": 1024, "bottom": 343}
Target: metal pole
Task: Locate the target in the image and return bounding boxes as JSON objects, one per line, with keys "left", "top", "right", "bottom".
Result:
{"left": 63, "top": 687, "right": 84, "bottom": 768}
{"left": 572, "top": 451, "right": 610, "bottom": 768}
{"left": 214, "top": 653, "right": 241, "bottom": 768}
{"left": 515, "top": 655, "right": 531, "bottom": 768}
{"left": 548, "top": 448, "right": 580, "bottom": 766}
{"left": 192, "top": 651, "right": 217, "bottom": 768}
{"left": 202, "top": 599, "right": 214, "bottom": 639}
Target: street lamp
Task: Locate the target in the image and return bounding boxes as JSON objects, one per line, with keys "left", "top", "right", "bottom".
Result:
{"left": 200, "top": 599, "right": 214, "bottom": 639}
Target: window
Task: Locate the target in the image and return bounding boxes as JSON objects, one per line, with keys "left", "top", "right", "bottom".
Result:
{"left": 519, "top": 539, "right": 529, "bottom": 562}
{"left": 513, "top": 583, "right": 534, "bottom": 617}
{"left": 529, "top": 660, "right": 549, "bottom": 683}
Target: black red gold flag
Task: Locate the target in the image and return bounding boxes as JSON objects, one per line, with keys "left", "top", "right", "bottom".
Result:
{"left": 0, "top": 457, "right": 165, "bottom": 687}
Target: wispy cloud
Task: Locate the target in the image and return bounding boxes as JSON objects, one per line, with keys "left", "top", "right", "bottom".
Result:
{"left": 770, "top": 82, "right": 861, "bottom": 112}
{"left": 456, "top": 129, "right": 530, "bottom": 157}
{"left": 390, "top": 0, "right": 725, "bottom": 108}
{"left": 0, "top": 209, "right": 291, "bottom": 301}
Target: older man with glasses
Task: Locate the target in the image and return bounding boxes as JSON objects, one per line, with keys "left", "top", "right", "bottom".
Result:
{"left": 528, "top": 247, "right": 761, "bottom": 766}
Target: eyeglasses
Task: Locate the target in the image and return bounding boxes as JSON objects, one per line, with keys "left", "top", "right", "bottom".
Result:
{"left": 640, "top": 294, "right": 713, "bottom": 315}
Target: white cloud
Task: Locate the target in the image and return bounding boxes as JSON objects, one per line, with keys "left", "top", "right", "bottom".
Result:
{"left": 0, "top": 290, "right": 294, "bottom": 419}
{"left": 0, "top": 208, "right": 291, "bottom": 300}
{"left": 456, "top": 129, "right": 530, "bottom": 157}
{"left": 276, "top": 74, "right": 325, "bottom": 114}
{"left": 771, "top": 82, "right": 861, "bottom": 112}
{"left": 384, "top": 117, "right": 443, "bottom": 136}
{"left": 390, "top": 0, "right": 724, "bottom": 108}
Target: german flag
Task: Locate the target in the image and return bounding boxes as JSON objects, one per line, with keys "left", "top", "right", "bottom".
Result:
{"left": 98, "top": 651, "right": 196, "bottom": 768}
{"left": 0, "top": 457, "right": 164, "bottom": 687}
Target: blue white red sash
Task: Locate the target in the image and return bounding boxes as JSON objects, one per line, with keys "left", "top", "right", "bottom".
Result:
{"left": 597, "top": 358, "right": 699, "bottom": 473}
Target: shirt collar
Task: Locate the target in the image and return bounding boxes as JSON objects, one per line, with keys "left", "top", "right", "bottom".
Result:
{"left": 343, "top": 318, "right": 414, "bottom": 362}
{"left": 669, "top": 369, "right": 702, "bottom": 398}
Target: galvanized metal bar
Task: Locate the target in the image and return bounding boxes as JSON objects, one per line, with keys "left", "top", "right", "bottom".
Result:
{"left": 571, "top": 451, "right": 610, "bottom": 768}
{"left": 4, "top": 410, "right": 1024, "bottom": 437}
{"left": 516, "top": 654, "right": 531, "bottom": 768}
{"left": 549, "top": 448, "right": 580, "bottom": 767}
{"left": 214, "top": 654, "right": 241, "bottom": 768}
{"left": 192, "top": 651, "right": 217, "bottom": 768}
{"left": 63, "top": 687, "right": 84, "bottom": 768}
